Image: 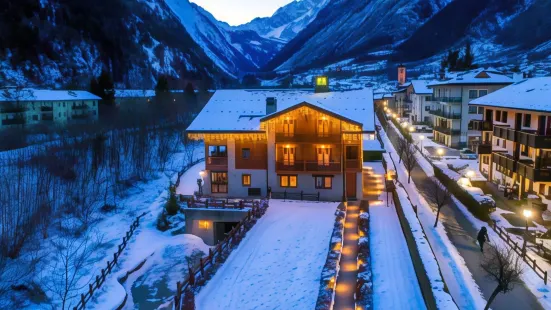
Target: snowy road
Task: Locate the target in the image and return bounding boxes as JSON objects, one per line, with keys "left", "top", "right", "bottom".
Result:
{"left": 369, "top": 164, "right": 427, "bottom": 310}
{"left": 196, "top": 200, "right": 338, "bottom": 310}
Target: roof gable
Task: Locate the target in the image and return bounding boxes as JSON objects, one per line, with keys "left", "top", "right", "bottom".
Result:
{"left": 259, "top": 101, "right": 362, "bottom": 126}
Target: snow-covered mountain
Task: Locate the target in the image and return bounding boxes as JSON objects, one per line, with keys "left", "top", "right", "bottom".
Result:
{"left": 165, "top": 0, "right": 284, "bottom": 77}
{"left": 0, "top": 0, "right": 232, "bottom": 88}
{"left": 235, "top": 0, "right": 330, "bottom": 42}
{"left": 264, "top": 0, "right": 551, "bottom": 76}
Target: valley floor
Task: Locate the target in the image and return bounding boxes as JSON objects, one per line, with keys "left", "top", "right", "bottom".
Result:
{"left": 195, "top": 200, "right": 338, "bottom": 310}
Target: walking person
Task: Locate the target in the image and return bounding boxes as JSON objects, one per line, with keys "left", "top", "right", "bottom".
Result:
{"left": 477, "top": 226, "right": 490, "bottom": 252}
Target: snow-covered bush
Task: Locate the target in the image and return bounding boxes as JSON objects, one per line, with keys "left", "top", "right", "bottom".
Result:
{"left": 357, "top": 211, "right": 373, "bottom": 309}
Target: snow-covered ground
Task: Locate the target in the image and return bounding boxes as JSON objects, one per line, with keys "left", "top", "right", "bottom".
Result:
{"left": 368, "top": 163, "right": 427, "bottom": 310}
{"left": 196, "top": 200, "right": 338, "bottom": 310}
{"left": 379, "top": 118, "right": 487, "bottom": 309}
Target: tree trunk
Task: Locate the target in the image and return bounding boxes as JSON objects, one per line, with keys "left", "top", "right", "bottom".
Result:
{"left": 434, "top": 207, "right": 441, "bottom": 227}
{"left": 408, "top": 173, "right": 411, "bottom": 184}
{"left": 484, "top": 285, "right": 502, "bottom": 310}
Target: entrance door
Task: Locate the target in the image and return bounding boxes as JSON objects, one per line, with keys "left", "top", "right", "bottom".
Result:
{"left": 283, "top": 147, "right": 295, "bottom": 165}
{"left": 346, "top": 172, "right": 356, "bottom": 199}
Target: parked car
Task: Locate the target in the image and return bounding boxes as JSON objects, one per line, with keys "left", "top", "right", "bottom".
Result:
{"left": 459, "top": 149, "right": 477, "bottom": 159}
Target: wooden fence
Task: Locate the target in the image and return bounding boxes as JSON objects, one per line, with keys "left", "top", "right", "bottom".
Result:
{"left": 491, "top": 222, "right": 548, "bottom": 284}
{"left": 271, "top": 190, "right": 320, "bottom": 201}
{"left": 173, "top": 200, "right": 269, "bottom": 310}
{"left": 72, "top": 212, "right": 147, "bottom": 310}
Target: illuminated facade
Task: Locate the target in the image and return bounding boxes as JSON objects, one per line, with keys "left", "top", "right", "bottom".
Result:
{"left": 186, "top": 87, "right": 380, "bottom": 201}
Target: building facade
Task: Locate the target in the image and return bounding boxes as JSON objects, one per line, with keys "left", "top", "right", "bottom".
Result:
{"left": 0, "top": 89, "right": 100, "bottom": 128}
{"left": 428, "top": 69, "right": 513, "bottom": 149}
{"left": 470, "top": 77, "right": 551, "bottom": 199}
{"left": 186, "top": 82, "right": 381, "bottom": 201}
{"left": 409, "top": 80, "right": 436, "bottom": 126}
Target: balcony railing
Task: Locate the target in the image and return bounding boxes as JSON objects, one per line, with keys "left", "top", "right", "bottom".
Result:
{"left": 471, "top": 120, "right": 492, "bottom": 131}
{"left": 470, "top": 141, "right": 492, "bottom": 154}
{"left": 275, "top": 133, "right": 341, "bottom": 143}
{"left": 430, "top": 109, "right": 461, "bottom": 119}
{"left": 433, "top": 126, "right": 460, "bottom": 135}
{"left": 492, "top": 152, "right": 516, "bottom": 172}
{"left": 517, "top": 162, "right": 551, "bottom": 182}
{"left": 432, "top": 96, "right": 462, "bottom": 103}
{"left": 72, "top": 104, "right": 89, "bottom": 110}
{"left": 276, "top": 161, "right": 341, "bottom": 172}
{"left": 345, "top": 159, "right": 361, "bottom": 170}
{"left": 41, "top": 106, "right": 53, "bottom": 112}
{"left": 1, "top": 118, "right": 25, "bottom": 125}
{"left": 493, "top": 126, "right": 551, "bottom": 148}
{"left": 1, "top": 106, "right": 27, "bottom": 113}
{"left": 206, "top": 157, "right": 228, "bottom": 168}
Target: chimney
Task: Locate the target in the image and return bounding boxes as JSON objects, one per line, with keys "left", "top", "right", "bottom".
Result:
{"left": 314, "top": 76, "right": 329, "bottom": 93}
{"left": 398, "top": 64, "right": 406, "bottom": 85}
{"left": 266, "top": 97, "right": 277, "bottom": 115}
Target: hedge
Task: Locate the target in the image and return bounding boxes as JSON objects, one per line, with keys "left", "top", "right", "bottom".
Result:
{"left": 433, "top": 166, "right": 490, "bottom": 221}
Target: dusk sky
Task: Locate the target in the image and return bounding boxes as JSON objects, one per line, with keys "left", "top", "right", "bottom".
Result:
{"left": 191, "top": 0, "right": 294, "bottom": 26}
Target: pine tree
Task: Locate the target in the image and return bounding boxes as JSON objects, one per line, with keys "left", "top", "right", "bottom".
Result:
{"left": 155, "top": 75, "right": 170, "bottom": 94}
{"left": 182, "top": 287, "right": 195, "bottom": 310}
{"left": 463, "top": 40, "right": 474, "bottom": 69}
{"left": 165, "top": 184, "right": 179, "bottom": 215}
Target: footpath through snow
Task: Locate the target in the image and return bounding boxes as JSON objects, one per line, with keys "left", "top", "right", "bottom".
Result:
{"left": 196, "top": 200, "right": 338, "bottom": 310}
{"left": 368, "top": 163, "right": 427, "bottom": 310}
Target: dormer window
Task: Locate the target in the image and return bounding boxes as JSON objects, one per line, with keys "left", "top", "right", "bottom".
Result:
{"left": 316, "top": 76, "right": 328, "bottom": 86}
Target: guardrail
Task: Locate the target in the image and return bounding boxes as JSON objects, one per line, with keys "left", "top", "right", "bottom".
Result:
{"left": 491, "top": 222, "right": 548, "bottom": 284}
{"left": 72, "top": 212, "right": 148, "bottom": 310}
{"left": 173, "top": 200, "right": 269, "bottom": 310}
{"left": 271, "top": 190, "right": 320, "bottom": 201}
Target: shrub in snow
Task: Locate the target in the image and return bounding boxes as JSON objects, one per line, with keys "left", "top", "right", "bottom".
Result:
{"left": 165, "top": 184, "right": 180, "bottom": 216}
{"left": 357, "top": 213, "right": 373, "bottom": 310}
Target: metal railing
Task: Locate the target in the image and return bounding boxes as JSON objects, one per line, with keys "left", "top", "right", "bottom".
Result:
{"left": 430, "top": 109, "right": 461, "bottom": 119}
{"left": 432, "top": 96, "right": 462, "bottom": 103}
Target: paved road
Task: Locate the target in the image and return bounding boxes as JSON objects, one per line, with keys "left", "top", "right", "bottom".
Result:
{"left": 385, "top": 124, "right": 544, "bottom": 310}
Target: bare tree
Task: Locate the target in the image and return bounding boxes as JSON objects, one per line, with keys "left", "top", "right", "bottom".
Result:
{"left": 481, "top": 244, "right": 524, "bottom": 310}
{"left": 396, "top": 137, "right": 407, "bottom": 164}
{"left": 423, "top": 178, "right": 452, "bottom": 227}
{"left": 402, "top": 140, "right": 417, "bottom": 184}
{"left": 42, "top": 227, "right": 103, "bottom": 310}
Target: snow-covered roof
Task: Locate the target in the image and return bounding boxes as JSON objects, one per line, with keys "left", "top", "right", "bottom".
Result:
{"left": 187, "top": 88, "right": 375, "bottom": 132}
{"left": 428, "top": 68, "right": 513, "bottom": 87}
{"left": 411, "top": 80, "right": 434, "bottom": 94}
{"left": 0, "top": 89, "right": 101, "bottom": 102}
{"left": 470, "top": 77, "right": 551, "bottom": 112}
{"left": 115, "top": 89, "right": 156, "bottom": 98}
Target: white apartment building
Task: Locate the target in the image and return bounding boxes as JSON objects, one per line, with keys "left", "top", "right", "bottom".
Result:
{"left": 470, "top": 77, "right": 551, "bottom": 199}
{"left": 0, "top": 89, "right": 100, "bottom": 128}
{"left": 186, "top": 80, "right": 382, "bottom": 201}
{"left": 428, "top": 68, "right": 513, "bottom": 149}
{"left": 409, "top": 80, "right": 436, "bottom": 126}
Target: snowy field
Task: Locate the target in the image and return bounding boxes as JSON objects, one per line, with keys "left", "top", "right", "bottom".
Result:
{"left": 196, "top": 200, "right": 338, "bottom": 310}
{"left": 368, "top": 164, "right": 426, "bottom": 310}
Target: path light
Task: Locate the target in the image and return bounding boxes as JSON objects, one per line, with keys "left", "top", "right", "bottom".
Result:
{"left": 408, "top": 126, "right": 414, "bottom": 133}
{"left": 466, "top": 170, "right": 475, "bottom": 179}
{"left": 419, "top": 135, "right": 425, "bottom": 153}
{"left": 523, "top": 209, "right": 533, "bottom": 253}
{"left": 437, "top": 148, "right": 444, "bottom": 159}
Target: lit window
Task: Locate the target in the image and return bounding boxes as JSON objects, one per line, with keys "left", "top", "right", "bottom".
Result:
{"left": 242, "top": 174, "right": 251, "bottom": 186}
{"left": 198, "top": 221, "right": 210, "bottom": 229}
{"left": 315, "top": 176, "right": 332, "bottom": 189}
{"left": 316, "top": 77, "right": 327, "bottom": 86}
{"left": 280, "top": 175, "right": 297, "bottom": 188}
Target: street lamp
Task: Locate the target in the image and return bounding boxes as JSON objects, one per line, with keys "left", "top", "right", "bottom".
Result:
{"left": 198, "top": 171, "right": 205, "bottom": 196}
{"left": 523, "top": 209, "right": 532, "bottom": 253}
{"left": 419, "top": 135, "right": 425, "bottom": 153}
{"left": 437, "top": 148, "right": 444, "bottom": 160}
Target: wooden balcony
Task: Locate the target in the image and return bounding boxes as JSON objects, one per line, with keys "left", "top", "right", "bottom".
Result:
{"left": 276, "top": 161, "right": 341, "bottom": 172}
{"left": 206, "top": 157, "right": 228, "bottom": 170}
{"left": 471, "top": 120, "right": 493, "bottom": 131}
{"left": 493, "top": 125, "right": 515, "bottom": 141}
{"left": 492, "top": 152, "right": 516, "bottom": 172}
{"left": 433, "top": 125, "right": 460, "bottom": 135}
{"left": 275, "top": 133, "right": 341, "bottom": 144}
{"left": 345, "top": 159, "right": 361, "bottom": 170}
{"left": 493, "top": 126, "right": 551, "bottom": 148}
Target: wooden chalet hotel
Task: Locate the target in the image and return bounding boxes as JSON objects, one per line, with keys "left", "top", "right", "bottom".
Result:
{"left": 186, "top": 77, "right": 383, "bottom": 201}
{"left": 470, "top": 77, "right": 551, "bottom": 199}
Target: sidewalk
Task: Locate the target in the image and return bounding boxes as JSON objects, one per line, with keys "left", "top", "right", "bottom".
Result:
{"left": 381, "top": 117, "right": 546, "bottom": 310}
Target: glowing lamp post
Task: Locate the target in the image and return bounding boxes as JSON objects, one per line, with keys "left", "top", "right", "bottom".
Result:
{"left": 437, "top": 148, "right": 444, "bottom": 160}
{"left": 408, "top": 126, "right": 414, "bottom": 133}
{"left": 198, "top": 171, "right": 205, "bottom": 196}
{"left": 523, "top": 209, "right": 532, "bottom": 253}
{"left": 419, "top": 135, "right": 425, "bottom": 154}
{"left": 466, "top": 170, "right": 475, "bottom": 179}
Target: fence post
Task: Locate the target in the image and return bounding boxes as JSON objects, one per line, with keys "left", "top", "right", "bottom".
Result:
{"left": 205, "top": 200, "right": 209, "bottom": 209}
{"left": 113, "top": 252, "right": 118, "bottom": 264}
{"left": 96, "top": 275, "right": 100, "bottom": 288}
{"left": 89, "top": 283, "right": 93, "bottom": 297}
{"left": 545, "top": 271, "right": 548, "bottom": 285}
{"left": 209, "top": 248, "right": 214, "bottom": 265}
{"left": 200, "top": 258, "right": 205, "bottom": 277}
{"left": 188, "top": 267, "right": 195, "bottom": 285}
{"left": 317, "top": 192, "right": 320, "bottom": 201}
{"left": 301, "top": 190, "right": 303, "bottom": 201}
{"left": 81, "top": 294, "right": 86, "bottom": 308}
{"left": 284, "top": 190, "right": 287, "bottom": 201}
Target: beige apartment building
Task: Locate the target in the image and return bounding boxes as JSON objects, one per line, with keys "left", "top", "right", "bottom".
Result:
{"left": 186, "top": 78, "right": 382, "bottom": 201}
{"left": 0, "top": 89, "right": 100, "bottom": 128}
{"left": 470, "top": 77, "right": 551, "bottom": 199}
